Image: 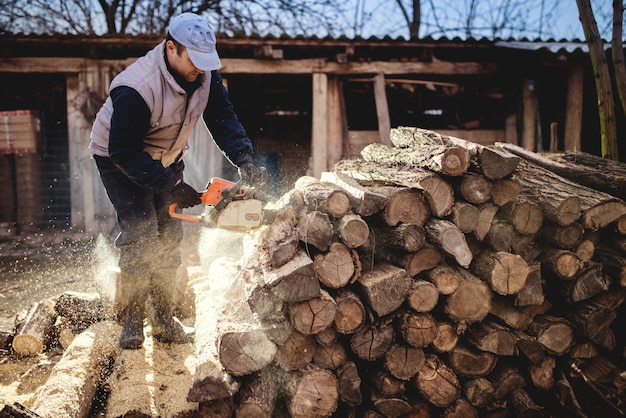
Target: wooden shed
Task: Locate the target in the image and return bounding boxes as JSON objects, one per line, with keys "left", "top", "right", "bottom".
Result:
{"left": 0, "top": 34, "right": 602, "bottom": 235}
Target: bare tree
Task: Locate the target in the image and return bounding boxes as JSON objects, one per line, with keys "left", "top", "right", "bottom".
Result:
{"left": 612, "top": 0, "right": 626, "bottom": 119}
{"left": 576, "top": 0, "right": 619, "bottom": 160}
{"left": 2, "top": 0, "right": 348, "bottom": 36}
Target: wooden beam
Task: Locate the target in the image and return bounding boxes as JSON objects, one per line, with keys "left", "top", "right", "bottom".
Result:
{"left": 0, "top": 57, "right": 499, "bottom": 76}
{"left": 311, "top": 73, "right": 328, "bottom": 178}
{"left": 374, "top": 73, "right": 391, "bottom": 145}
{"left": 564, "top": 65, "right": 583, "bottom": 152}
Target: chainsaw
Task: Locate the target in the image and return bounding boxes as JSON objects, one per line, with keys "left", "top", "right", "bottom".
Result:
{"left": 168, "top": 177, "right": 272, "bottom": 230}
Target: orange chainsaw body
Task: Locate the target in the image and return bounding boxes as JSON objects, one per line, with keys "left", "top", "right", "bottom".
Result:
{"left": 168, "top": 177, "right": 265, "bottom": 230}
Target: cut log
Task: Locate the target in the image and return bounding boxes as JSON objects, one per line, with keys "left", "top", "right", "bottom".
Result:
{"left": 569, "top": 300, "right": 617, "bottom": 341}
{"left": 463, "top": 378, "right": 494, "bottom": 408}
{"left": 466, "top": 319, "right": 517, "bottom": 356}
{"left": 333, "top": 289, "right": 366, "bottom": 334}
{"left": 336, "top": 361, "right": 362, "bottom": 406}
{"left": 425, "top": 219, "right": 473, "bottom": 268}
{"left": 372, "top": 370, "right": 406, "bottom": 397}
{"left": 397, "top": 311, "right": 438, "bottom": 348}
{"left": 448, "top": 343, "right": 498, "bottom": 378}
{"left": 444, "top": 271, "right": 492, "bottom": 324}
{"left": 387, "top": 245, "right": 442, "bottom": 277}
{"left": 0, "top": 403, "right": 44, "bottom": 418}
{"left": 274, "top": 330, "right": 317, "bottom": 371}
{"left": 313, "top": 340, "right": 347, "bottom": 370}
{"left": 333, "top": 213, "right": 370, "bottom": 248}
{"left": 528, "top": 355, "right": 556, "bottom": 391}
{"left": 496, "top": 144, "right": 626, "bottom": 200}
{"left": 320, "top": 171, "right": 389, "bottom": 216}
{"left": 472, "top": 250, "right": 529, "bottom": 296}
{"left": 447, "top": 201, "right": 479, "bottom": 233}
{"left": 12, "top": 298, "right": 57, "bottom": 356}
{"left": 315, "top": 326, "right": 337, "bottom": 346}
{"left": 189, "top": 261, "right": 241, "bottom": 403}
{"left": 294, "top": 176, "right": 352, "bottom": 218}
{"left": 263, "top": 249, "right": 321, "bottom": 302}
{"left": 507, "top": 388, "right": 545, "bottom": 417}
{"left": 489, "top": 295, "right": 551, "bottom": 331}
{"left": 595, "top": 245, "right": 626, "bottom": 287}
{"left": 30, "top": 321, "right": 121, "bottom": 418}
{"left": 426, "top": 264, "right": 463, "bottom": 295}
{"left": 218, "top": 328, "right": 277, "bottom": 377}
{"left": 407, "top": 278, "right": 439, "bottom": 313}
{"left": 314, "top": 242, "right": 355, "bottom": 289}
{"left": 441, "top": 398, "right": 478, "bottom": 418}
{"left": 54, "top": 291, "right": 106, "bottom": 330}
{"left": 289, "top": 289, "right": 337, "bottom": 335}
{"left": 559, "top": 261, "right": 610, "bottom": 303}
{"left": 431, "top": 321, "right": 458, "bottom": 353}
{"left": 334, "top": 159, "right": 455, "bottom": 217}
{"left": 384, "top": 344, "right": 426, "bottom": 381}
{"left": 355, "top": 263, "right": 412, "bottom": 317}
{"left": 527, "top": 314, "right": 575, "bottom": 355}
{"left": 371, "top": 391, "right": 413, "bottom": 418}
{"left": 540, "top": 249, "right": 581, "bottom": 280}
{"left": 497, "top": 196, "right": 544, "bottom": 235}
{"left": 456, "top": 173, "right": 492, "bottom": 205}
{"left": 474, "top": 203, "right": 500, "bottom": 242}
{"left": 488, "top": 363, "right": 526, "bottom": 400}
{"left": 485, "top": 220, "right": 515, "bottom": 252}
{"left": 285, "top": 366, "right": 338, "bottom": 418}
{"left": 370, "top": 186, "right": 431, "bottom": 226}
{"left": 298, "top": 210, "right": 334, "bottom": 252}
{"left": 392, "top": 127, "right": 520, "bottom": 179}
{"left": 541, "top": 222, "right": 584, "bottom": 250}
{"left": 491, "top": 178, "right": 522, "bottom": 206}
{"left": 350, "top": 319, "right": 395, "bottom": 361}
{"left": 263, "top": 218, "right": 299, "bottom": 269}
{"left": 235, "top": 367, "right": 279, "bottom": 418}
{"left": 370, "top": 223, "right": 426, "bottom": 253}
{"left": 362, "top": 140, "right": 470, "bottom": 177}
{"left": 415, "top": 354, "right": 460, "bottom": 408}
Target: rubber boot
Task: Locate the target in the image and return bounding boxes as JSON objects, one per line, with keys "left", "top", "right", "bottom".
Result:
{"left": 149, "top": 270, "right": 194, "bottom": 344}
{"left": 119, "top": 302, "right": 145, "bottom": 349}
{"left": 118, "top": 274, "right": 148, "bottom": 349}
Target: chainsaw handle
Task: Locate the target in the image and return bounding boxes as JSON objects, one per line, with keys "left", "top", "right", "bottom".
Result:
{"left": 168, "top": 203, "right": 200, "bottom": 223}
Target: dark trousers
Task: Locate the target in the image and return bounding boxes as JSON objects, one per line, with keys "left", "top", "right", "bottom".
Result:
{"left": 93, "top": 155, "right": 184, "bottom": 287}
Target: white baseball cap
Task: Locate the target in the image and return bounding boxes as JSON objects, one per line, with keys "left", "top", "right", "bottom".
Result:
{"left": 168, "top": 12, "right": 221, "bottom": 71}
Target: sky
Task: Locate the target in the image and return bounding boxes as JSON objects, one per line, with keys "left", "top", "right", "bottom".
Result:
{"left": 356, "top": 0, "right": 616, "bottom": 41}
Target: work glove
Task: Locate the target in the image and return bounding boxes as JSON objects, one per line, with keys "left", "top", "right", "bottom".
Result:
{"left": 170, "top": 181, "right": 202, "bottom": 209}
{"left": 238, "top": 162, "right": 267, "bottom": 187}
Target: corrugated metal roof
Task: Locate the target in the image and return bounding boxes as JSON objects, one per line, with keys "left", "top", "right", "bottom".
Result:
{"left": 494, "top": 40, "right": 608, "bottom": 54}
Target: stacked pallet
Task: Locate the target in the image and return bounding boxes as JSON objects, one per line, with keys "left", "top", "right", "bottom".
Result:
{"left": 189, "top": 127, "right": 626, "bottom": 417}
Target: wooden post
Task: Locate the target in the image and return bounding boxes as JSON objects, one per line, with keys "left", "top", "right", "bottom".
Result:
{"left": 311, "top": 72, "right": 328, "bottom": 178}
{"left": 564, "top": 65, "right": 583, "bottom": 152}
{"left": 327, "top": 75, "right": 346, "bottom": 169}
{"left": 522, "top": 79, "right": 537, "bottom": 151}
{"left": 373, "top": 73, "right": 391, "bottom": 145}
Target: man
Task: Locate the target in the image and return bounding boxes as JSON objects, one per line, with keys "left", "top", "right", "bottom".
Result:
{"left": 90, "top": 12, "right": 265, "bottom": 349}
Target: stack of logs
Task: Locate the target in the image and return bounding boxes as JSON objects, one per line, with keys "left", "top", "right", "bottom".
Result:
{"left": 193, "top": 127, "right": 626, "bottom": 417}
{"left": 3, "top": 126, "right": 626, "bottom": 417}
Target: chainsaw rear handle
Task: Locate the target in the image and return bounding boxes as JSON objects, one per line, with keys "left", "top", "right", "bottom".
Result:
{"left": 168, "top": 203, "right": 200, "bottom": 223}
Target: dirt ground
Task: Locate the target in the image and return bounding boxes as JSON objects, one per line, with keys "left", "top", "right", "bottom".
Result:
{"left": 0, "top": 226, "right": 244, "bottom": 415}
